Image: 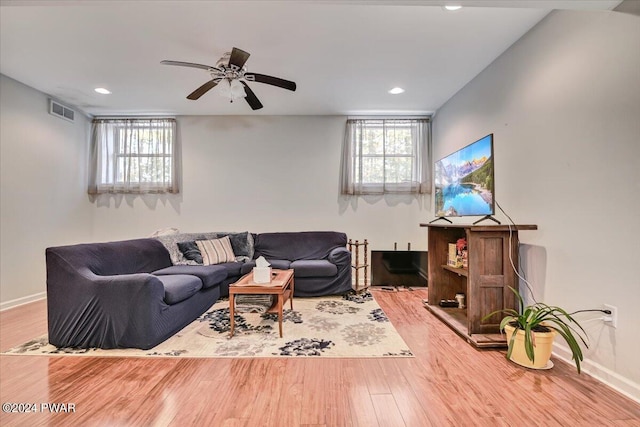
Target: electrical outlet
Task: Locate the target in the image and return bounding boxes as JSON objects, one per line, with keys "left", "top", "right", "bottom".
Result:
{"left": 603, "top": 304, "right": 617, "bottom": 328}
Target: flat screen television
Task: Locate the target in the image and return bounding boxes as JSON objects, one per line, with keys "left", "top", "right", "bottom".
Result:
{"left": 434, "top": 134, "right": 494, "bottom": 218}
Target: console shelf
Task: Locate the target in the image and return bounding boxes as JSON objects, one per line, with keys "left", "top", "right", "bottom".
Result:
{"left": 420, "top": 223, "right": 537, "bottom": 348}
{"left": 441, "top": 265, "right": 468, "bottom": 277}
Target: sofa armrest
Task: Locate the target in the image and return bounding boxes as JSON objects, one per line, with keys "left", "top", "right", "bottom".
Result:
{"left": 89, "top": 273, "right": 166, "bottom": 330}
{"left": 328, "top": 247, "right": 351, "bottom": 267}
{"left": 91, "top": 273, "right": 164, "bottom": 298}
{"left": 47, "top": 250, "right": 166, "bottom": 348}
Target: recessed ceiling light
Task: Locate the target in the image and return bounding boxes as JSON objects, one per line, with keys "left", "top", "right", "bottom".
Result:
{"left": 388, "top": 87, "right": 405, "bottom": 95}
{"left": 444, "top": 5, "right": 463, "bottom": 11}
{"left": 94, "top": 87, "right": 111, "bottom": 94}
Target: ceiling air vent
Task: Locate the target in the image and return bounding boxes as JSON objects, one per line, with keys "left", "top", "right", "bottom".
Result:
{"left": 49, "top": 99, "right": 75, "bottom": 122}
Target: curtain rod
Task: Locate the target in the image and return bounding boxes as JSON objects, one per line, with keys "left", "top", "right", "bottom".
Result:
{"left": 93, "top": 116, "right": 176, "bottom": 121}
{"left": 347, "top": 116, "right": 431, "bottom": 121}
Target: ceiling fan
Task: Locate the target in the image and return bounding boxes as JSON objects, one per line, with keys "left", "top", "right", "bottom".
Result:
{"left": 161, "top": 47, "right": 297, "bottom": 110}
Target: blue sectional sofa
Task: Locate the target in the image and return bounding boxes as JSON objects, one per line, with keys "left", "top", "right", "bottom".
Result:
{"left": 46, "top": 231, "right": 352, "bottom": 349}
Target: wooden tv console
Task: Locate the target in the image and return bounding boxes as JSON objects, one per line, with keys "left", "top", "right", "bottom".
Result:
{"left": 419, "top": 223, "right": 537, "bottom": 348}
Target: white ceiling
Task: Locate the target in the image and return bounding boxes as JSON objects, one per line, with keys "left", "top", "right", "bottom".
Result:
{"left": 0, "top": 0, "right": 621, "bottom": 116}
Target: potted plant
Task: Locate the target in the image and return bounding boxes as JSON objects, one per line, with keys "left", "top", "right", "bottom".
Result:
{"left": 484, "top": 287, "right": 588, "bottom": 373}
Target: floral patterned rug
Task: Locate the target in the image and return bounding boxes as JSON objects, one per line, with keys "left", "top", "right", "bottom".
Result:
{"left": 3, "top": 292, "right": 413, "bottom": 358}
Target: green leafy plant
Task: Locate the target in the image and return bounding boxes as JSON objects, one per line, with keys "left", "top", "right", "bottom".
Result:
{"left": 484, "top": 287, "right": 589, "bottom": 373}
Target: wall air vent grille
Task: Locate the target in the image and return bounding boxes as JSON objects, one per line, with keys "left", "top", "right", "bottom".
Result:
{"left": 49, "top": 99, "right": 75, "bottom": 122}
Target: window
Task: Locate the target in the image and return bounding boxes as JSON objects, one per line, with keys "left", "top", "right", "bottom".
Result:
{"left": 88, "top": 118, "right": 179, "bottom": 194}
{"left": 340, "top": 118, "right": 431, "bottom": 195}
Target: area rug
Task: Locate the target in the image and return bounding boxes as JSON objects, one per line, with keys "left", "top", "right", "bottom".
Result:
{"left": 3, "top": 291, "right": 413, "bottom": 358}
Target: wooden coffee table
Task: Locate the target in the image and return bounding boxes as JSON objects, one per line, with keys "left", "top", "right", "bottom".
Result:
{"left": 229, "top": 268, "right": 294, "bottom": 338}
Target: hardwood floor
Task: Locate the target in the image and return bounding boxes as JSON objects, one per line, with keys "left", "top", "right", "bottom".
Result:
{"left": 1, "top": 289, "right": 639, "bottom": 426}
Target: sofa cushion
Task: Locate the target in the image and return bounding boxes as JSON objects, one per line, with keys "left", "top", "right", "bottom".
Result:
{"left": 290, "top": 260, "right": 338, "bottom": 278}
{"left": 217, "top": 262, "right": 244, "bottom": 277}
{"left": 156, "top": 274, "right": 203, "bottom": 305}
{"left": 240, "top": 261, "right": 255, "bottom": 275}
{"left": 177, "top": 241, "right": 203, "bottom": 264}
{"left": 238, "top": 260, "right": 289, "bottom": 276}
{"left": 253, "top": 231, "right": 347, "bottom": 261}
{"left": 196, "top": 236, "right": 236, "bottom": 265}
{"left": 153, "top": 265, "right": 228, "bottom": 289}
{"left": 266, "top": 259, "right": 291, "bottom": 270}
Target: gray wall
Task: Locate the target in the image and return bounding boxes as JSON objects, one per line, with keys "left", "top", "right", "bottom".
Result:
{"left": 0, "top": 75, "right": 92, "bottom": 307}
{"left": 89, "top": 115, "right": 429, "bottom": 257}
{"left": 433, "top": 10, "right": 640, "bottom": 397}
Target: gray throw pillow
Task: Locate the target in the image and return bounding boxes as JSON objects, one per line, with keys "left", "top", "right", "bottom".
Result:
{"left": 216, "top": 231, "right": 254, "bottom": 259}
{"left": 177, "top": 241, "right": 203, "bottom": 264}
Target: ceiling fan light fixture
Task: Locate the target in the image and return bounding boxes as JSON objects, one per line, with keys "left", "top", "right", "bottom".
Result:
{"left": 230, "top": 79, "right": 247, "bottom": 99}
{"left": 218, "top": 79, "right": 247, "bottom": 101}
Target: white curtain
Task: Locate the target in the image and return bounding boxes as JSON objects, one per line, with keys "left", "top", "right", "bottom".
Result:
{"left": 88, "top": 118, "right": 179, "bottom": 194}
{"left": 340, "top": 118, "right": 431, "bottom": 195}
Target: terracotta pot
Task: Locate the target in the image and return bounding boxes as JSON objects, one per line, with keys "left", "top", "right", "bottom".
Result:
{"left": 504, "top": 324, "right": 557, "bottom": 369}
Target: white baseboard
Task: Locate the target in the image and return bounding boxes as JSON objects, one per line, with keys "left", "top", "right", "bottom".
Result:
{"left": 553, "top": 344, "right": 640, "bottom": 404}
{"left": 0, "top": 292, "right": 46, "bottom": 312}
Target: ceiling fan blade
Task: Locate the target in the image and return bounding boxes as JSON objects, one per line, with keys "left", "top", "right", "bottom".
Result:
{"left": 229, "top": 47, "right": 250, "bottom": 70}
{"left": 161, "top": 60, "right": 219, "bottom": 71}
{"left": 187, "top": 79, "right": 219, "bottom": 100}
{"left": 241, "top": 82, "right": 263, "bottom": 110}
{"left": 245, "top": 73, "right": 296, "bottom": 91}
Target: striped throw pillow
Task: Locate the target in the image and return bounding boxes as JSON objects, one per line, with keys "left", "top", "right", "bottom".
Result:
{"left": 196, "top": 236, "right": 236, "bottom": 265}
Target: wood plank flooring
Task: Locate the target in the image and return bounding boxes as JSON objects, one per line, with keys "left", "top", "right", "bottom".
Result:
{"left": 1, "top": 289, "right": 639, "bottom": 426}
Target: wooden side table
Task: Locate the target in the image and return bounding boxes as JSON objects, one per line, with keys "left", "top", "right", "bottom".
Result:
{"left": 228, "top": 268, "right": 294, "bottom": 338}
